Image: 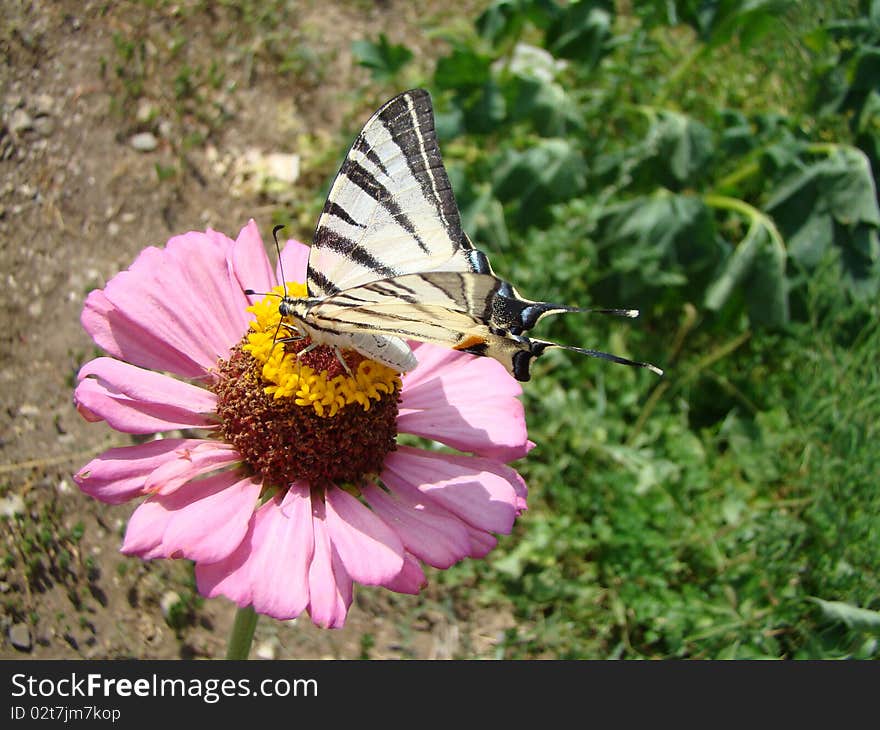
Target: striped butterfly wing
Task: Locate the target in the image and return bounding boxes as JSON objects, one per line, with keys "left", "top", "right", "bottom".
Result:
{"left": 306, "top": 89, "right": 488, "bottom": 298}
{"left": 307, "top": 272, "right": 663, "bottom": 381}
{"left": 295, "top": 89, "right": 662, "bottom": 380}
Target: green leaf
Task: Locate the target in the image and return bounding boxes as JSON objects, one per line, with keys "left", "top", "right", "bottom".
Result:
{"left": 658, "top": 111, "right": 715, "bottom": 185}
{"left": 677, "top": 0, "right": 792, "bottom": 49}
{"left": 630, "top": 111, "right": 715, "bottom": 190}
{"left": 593, "top": 194, "right": 719, "bottom": 304}
{"left": 718, "top": 109, "right": 756, "bottom": 158}
{"left": 839, "top": 224, "right": 880, "bottom": 301}
{"left": 705, "top": 223, "right": 765, "bottom": 312}
{"left": 351, "top": 34, "right": 413, "bottom": 82}
{"left": 434, "top": 47, "right": 492, "bottom": 90}
{"left": 766, "top": 146, "right": 880, "bottom": 300}
{"left": 476, "top": 0, "right": 558, "bottom": 46}
{"left": 508, "top": 77, "right": 583, "bottom": 137}
{"left": 822, "top": 147, "right": 880, "bottom": 227}
{"left": 433, "top": 106, "right": 464, "bottom": 142}
{"left": 760, "top": 137, "right": 808, "bottom": 179}
{"left": 544, "top": 0, "right": 614, "bottom": 67}
{"left": 811, "top": 598, "right": 880, "bottom": 633}
{"left": 746, "top": 229, "right": 789, "bottom": 327}
{"left": 491, "top": 138, "right": 587, "bottom": 228}
{"left": 476, "top": 0, "right": 525, "bottom": 45}
{"left": 459, "top": 81, "right": 508, "bottom": 134}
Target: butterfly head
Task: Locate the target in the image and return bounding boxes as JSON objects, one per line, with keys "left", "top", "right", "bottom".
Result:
{"left": 277, "top": 294, "right": 320, "bottom": 327}
{"left": 277, "top": 295, "right": 298, "bottom": 320}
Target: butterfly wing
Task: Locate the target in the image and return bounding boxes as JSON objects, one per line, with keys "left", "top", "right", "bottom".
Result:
{"left": 296, "top": 90, "right": 662, "bottom": 380}
{"left": 307, "top": 272, "right": 662, "bottom": 381}
{"left": 306, "top": 89, "right": 489, "bottom": 298}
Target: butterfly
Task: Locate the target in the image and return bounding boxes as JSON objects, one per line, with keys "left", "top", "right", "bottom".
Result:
{"left": 251, "top": 89, "right": 662, "bottom": 381}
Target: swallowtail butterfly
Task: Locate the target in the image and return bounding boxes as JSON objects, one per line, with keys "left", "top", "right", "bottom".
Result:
{"left": 256, "top": 89, "right": 662, "bottom": 381}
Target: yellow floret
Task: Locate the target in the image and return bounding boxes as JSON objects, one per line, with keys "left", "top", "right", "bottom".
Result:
{"left": 243, "top": 284, "right": 402, "bottom": 418}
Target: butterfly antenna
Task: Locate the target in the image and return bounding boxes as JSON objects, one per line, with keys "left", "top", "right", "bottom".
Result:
{"left": 559, "top": 343, "right": 664, "bottom": 376}
{"left": 546, "top": 305, "right": 640, "bottom": 318}
{"left": 273, "top": 224, "right": 288, "bottom": 297}
{"left": 592, "top": 308, "right": 640, "bottom": 318}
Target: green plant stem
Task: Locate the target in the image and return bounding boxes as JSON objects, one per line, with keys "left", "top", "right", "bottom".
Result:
{"left": 226, "top": 606, "right": 258, "bottom": 660}
{"left": 703, "top": 193, "right": 787, "bottom": 255}
{"left": 715, "top": 159, "right": 761, "bottom": 192}
{"left": 714, "top": 142, "right": 849, "bottom": 193}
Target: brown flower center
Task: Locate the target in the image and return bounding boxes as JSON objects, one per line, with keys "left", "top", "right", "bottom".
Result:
{"left": 212, "top": 343, "right": 400, "bottom": 491}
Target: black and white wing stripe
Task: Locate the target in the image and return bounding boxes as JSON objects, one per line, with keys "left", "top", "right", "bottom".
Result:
{"left": 306, "top": 272, "right": 663, "bottom": 381}
{"left": 315, "top": 272, "right": 577, "bottom": 333}
{"left": 307, "top": 89, "right": 489, "bottom": 298}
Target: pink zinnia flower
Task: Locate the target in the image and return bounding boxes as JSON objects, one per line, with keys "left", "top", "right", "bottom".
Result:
{"left": 74, "top": 220, "right": 530, "bottom": 628}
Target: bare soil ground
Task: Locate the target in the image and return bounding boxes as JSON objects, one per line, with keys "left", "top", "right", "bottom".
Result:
{"left": 0, "top": 0, "right": 513, "bottom": 659}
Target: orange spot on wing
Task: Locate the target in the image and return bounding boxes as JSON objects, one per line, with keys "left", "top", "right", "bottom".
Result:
{"left": 454, "top": 334, "right": 486, "bottom": 351}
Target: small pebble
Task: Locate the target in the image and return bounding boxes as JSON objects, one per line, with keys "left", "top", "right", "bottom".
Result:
{"left": 135, "top": 99, "right": 156, "bottom": 124}
{"left": 8, "top": 623, "right": 32, "bottom": 652}
{"left": 7, "top": 108, "right": 33, "bottom": 135}
{"left": 129, "top": 131, "right": 158, "bottom": 152}
{"left": 255, "top": 640, "right": 278, "bottom": 660}
{"left": 33, "top": 116, "right": 54, "bottom": 137}
{"left": 160, "top": 591, "right": 182, "bottom": 621}
{"left": 0, "top": 493, "right": 25, "bottom": 519}
{"left": 33, "top": 93, "right": 54, "bottom": 116}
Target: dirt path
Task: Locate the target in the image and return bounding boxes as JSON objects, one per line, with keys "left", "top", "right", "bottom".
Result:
{"left": 0, "top": 0, "right": 509, "bottom": 660}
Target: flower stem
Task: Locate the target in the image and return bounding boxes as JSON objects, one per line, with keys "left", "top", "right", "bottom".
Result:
{"left": 226, "top": 606, "right": 258, "bottom": 660}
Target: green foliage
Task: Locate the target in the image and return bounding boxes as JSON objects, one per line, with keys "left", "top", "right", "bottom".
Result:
{"left": 352, "top": 34, "right": 414, "bottom": 82}
{"left": 352, "top": 0, "right": 879, "bottom": 658}
{"left": 767, "top": 144, "right": 880, "bottom": 300}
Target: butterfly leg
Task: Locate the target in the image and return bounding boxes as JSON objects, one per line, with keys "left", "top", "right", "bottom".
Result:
{"left": 331, "top": 346, "right": 354, "bottom": 377}
{"left": 275, "top": 322, "right": 354, "bottom": 378}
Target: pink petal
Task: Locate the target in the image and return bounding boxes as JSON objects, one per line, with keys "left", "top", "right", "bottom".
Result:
{"left": 74, "top": 358, "right": 216, "bottom": 433}
{"left": 122, "top": 472, "right": 259, "bottom": 563}
{"left": 74, "top": 438, "right": 208, "bottom": 504}
{"left": 361, "top": 481, "right": 472, "bottom": 569}
{"left": 324, "top": 488, "right": 404, "bottom": 585}
{"left": 98, "top": 233, "right": 246, "bottom": 373}
{"left": 382, "top": 446, "right": 520, "bottom": 535}
{"left": 228, "top": 220, "right": 275, "bottom": 303}
{"left": 245, "top": 487, "right": 314, "bottom": 619}
{"left": 197, "top": 487, "right": 320, "bottom": 621}
{"left": 78, "top": 358, "right": 216, "bottom": 410}
{"left": 465, "top": 527, "right": 498, "bottom": 558}
{"left": 403, "top": 342, "right": 522, "bottom": 398}
{"left": 308, "top": 502, "right": 353, "bottom": 629}
{"left": 384, "top": 553, "right": 427, "bottom": 595}
{"left": 202, "top": 227, "right": 236, "bottom": 251}
{"left": 195, "top": 521, "right": 255, "bottom": 609}
{"left": 146, "top": 441, "right": 239, "bottom": 495}
{"left": 74, "top": 379, "right": 213, "bottom": 434}
{"left": 277, "top": 239, "right": 310, "bottom": 287}
{"left": 399, "top": 343, "right": 530, "bottom": 461}
{"left": 82, "top": 289, "right": 207, "bottom": 378}
{"left": 165, "top": 231, "right": 253, "bottom": 343}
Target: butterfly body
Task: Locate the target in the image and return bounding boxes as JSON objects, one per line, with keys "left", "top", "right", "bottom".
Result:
{"left": 275, "top": 89, "right": 662, "bottom": 381}
{"left": 278, "top": 295, "right": 417, "bottom": 372}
